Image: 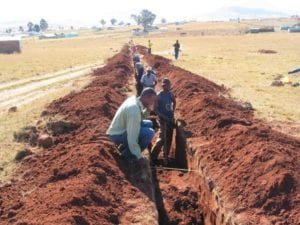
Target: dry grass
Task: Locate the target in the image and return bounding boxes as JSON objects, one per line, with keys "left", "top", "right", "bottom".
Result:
{"left": 0, "top": 32, "right": 128, "bottom": 83}
{"left": 135, "top": 21, "right": 300, "bottom": 136}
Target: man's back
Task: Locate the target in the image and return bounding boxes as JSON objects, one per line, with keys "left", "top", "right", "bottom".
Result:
{"left": 135, "top": 62, "right": 144, "bottom": 80}
{"left": 141, "top": 73, "right": 157, "bottom": 88}
{"left": 107, "top": 96, "right": 141, "bottom": 135}
{"left": 133, "top": 53, "right": 140, "bottom": 63}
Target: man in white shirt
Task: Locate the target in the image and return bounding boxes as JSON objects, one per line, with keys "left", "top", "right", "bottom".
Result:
{"left": 140, "top": 66, "right": 157, "bottom": 90}
{"left": 106, "top": 88, "right": 157, "bottom": 164}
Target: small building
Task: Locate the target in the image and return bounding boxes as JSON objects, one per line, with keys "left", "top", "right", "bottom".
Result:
{"left": 249, "top": 28, "right": 260, "bottom": 33}
{"left": 0, "top": 37, "right": 21, "bottom": 54}
{"left": 39, "top": 33, "right": 57, "bottom": 39}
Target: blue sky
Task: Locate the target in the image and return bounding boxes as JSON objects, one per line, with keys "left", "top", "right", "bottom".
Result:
{"left": 1, "top": 0, "right": 299, "bottom": 26}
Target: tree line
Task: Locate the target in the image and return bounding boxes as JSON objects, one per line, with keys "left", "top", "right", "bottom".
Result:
{"left": 12, "top": 9, "right": 166, "bottom": 33}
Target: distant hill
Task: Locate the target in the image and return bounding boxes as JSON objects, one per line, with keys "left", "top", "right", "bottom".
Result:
{"left": 206, "top": 7, "right": 290, "bottom": 20}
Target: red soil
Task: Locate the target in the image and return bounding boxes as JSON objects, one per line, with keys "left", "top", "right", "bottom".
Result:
{"left": 152, "top": 162, "right": 204, "bottom": 225}
{"left": 139, "top": 46, "right": 300, "bottom": 225}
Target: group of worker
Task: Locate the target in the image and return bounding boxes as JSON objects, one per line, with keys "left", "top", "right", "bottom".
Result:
{"left": 106, "top": 44, "right": 176, "bottom": 166}
{"left": 130, "top": 39, "right": 181, "bottom": 60}
{"left": 133, "top": 50, "right": 157, "bottom": 95}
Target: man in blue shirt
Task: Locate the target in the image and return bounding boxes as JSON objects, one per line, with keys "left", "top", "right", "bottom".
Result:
{"left": 151, "top": 78, "right": 176, "bottom": 164}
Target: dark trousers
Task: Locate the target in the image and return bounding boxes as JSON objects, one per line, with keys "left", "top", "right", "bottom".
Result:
{"left": 175, "top": 50, "right": 179, "bottom": 60}
{"left": 151, "top": 120, "right": 173, "bottom": 160}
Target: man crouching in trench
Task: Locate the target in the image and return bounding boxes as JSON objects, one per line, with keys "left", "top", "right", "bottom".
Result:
{"left": 106, "top": 88, "right": 157, "bottom": 167}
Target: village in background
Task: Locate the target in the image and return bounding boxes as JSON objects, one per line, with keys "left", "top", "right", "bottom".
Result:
{"left": 0, "top": 8, "right": 300, "bottom": 54}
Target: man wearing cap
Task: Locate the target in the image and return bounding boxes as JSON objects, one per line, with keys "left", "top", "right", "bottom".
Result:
{"left": 151, "top": 78, "right": 176, "bottom": 164}
{"left": 140, "top": 66, "right": 157, "bottom": 90}
{"left": 107, "top": 88, "right": 157, "bottom": 165}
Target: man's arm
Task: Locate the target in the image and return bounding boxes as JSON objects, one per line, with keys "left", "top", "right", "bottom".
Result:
{"left": 140, "top": 75, "right": 145, "bottom": 86}
{"left": 155, "top": 97, "right": 172, "bottom": 122}
{"left": 126, "top": 108, "right": 142, "bottom": 159}
{"left": 153, "top": 74, "right": 158, "bottom": 86}
{"left": 172, "top": 93, "right": 176, "bottom": 112}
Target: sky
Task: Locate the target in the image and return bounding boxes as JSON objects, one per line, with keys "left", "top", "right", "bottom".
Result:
{"left": 1, "top": 0, "right": 300, "bottom": 27}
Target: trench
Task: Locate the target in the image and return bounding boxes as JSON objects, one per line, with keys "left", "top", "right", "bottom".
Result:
{"left": 130, "top": 46, "right": 299, "bottom": 225}
{"left": 132, "top": 59, "right": 205, "bottom": 225}
{"left": 150, "top": 123, "right": 205, "bottom": 225}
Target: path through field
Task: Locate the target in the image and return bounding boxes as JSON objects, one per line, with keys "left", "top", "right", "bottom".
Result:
{"left": 0, "top": 64, "right": 103, "bottom": 113}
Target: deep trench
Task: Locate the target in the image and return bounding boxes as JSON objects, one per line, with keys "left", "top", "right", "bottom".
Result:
{"left": 133, "top": 71, "right": 205, "bottom": 225}
{"left": 151, "top": 124, "right": 205, "bottom": 225}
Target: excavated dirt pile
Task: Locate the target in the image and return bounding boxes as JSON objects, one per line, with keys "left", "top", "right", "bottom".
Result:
{"left": 139, "top": 46, "right": 300, "bottom": 225}
{"left": 0, "top": 46, "right": 159, "bottom": 225}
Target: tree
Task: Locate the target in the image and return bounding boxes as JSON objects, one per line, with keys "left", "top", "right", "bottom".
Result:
{"left": 118, "top": 21, "right": 124, "bottom": 26}
{"left": 40, "top": 18, "right": 48, "bottom": 31}
{"left": 110, "top": 18, "right": 117, "bottom": 26}
{"left": 100, "top": 19, "right": 106, "bottom": 27}
{"left": 161, "top": 18, "right": 167, "bottom": 24}
{"left": 33, "top": 24, "right": 40, "bottom": 32}
{"left": 131, "top": 9, "right": 156, "bottom": 31}
{"left": 19, "top": 26, "right": 24, "bottom": 32}
{"left": 6, "top": 28, "right": 12, "bottom": 33}
{"left": 27, "top": 22, "right": 34, "bottom": 32}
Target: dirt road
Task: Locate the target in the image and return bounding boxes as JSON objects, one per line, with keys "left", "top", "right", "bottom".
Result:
{"left": 0, "top": 64, "right": 103, "bottom": 113}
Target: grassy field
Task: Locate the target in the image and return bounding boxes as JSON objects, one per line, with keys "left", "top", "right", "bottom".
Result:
{"left": 0, "top": 19, "right": 299, "bottom": 181}
{"left": 134, "top": 21, "right": 300, "bottom": 136}
{"left": 0, "top": 32, "right": 129, "bottom": 83}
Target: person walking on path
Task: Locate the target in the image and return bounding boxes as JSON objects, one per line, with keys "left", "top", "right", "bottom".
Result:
{"left": 140, "top": 66, "right": 157, "bottom": 89}
{"left": 148, "top": 40, "right": 153, "bottom": 54}
{"left": 173, "top": 40, "right": 180, "bottom": 60}
{"left": 151, "top": 78, "right": 176, "bottom": 165}
{"left": 107, "top": 88, "right": 157, "bottom": 165}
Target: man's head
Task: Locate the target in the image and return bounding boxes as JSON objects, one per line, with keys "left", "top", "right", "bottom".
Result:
{"left": 146, "top": 66, "right": 152, "bottom": 75}
{"left": 162, "top": 78, "right": 171, "bottom": 91}
{"left": 140, "top": 88, "right": 157, "bottom": 109}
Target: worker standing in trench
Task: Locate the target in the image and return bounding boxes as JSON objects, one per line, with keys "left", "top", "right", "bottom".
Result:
{"left": 132, "top": 50, "right": 140, "bottom": 66}
{"left": 106, "top": 88, "right": 157, "bottom": 166}
{"left": 151, "top": 78, "right": 176, "bottom": 165}
{"left": 140, "top": 66, "right": 158, "bottom": 90}
{"left": 135, "top": 60, "right": 144, "bottom": 96}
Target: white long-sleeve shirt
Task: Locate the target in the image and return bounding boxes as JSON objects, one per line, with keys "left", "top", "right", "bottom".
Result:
{"left": 106, "top": 96, "right": 145, "bottom": 159}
